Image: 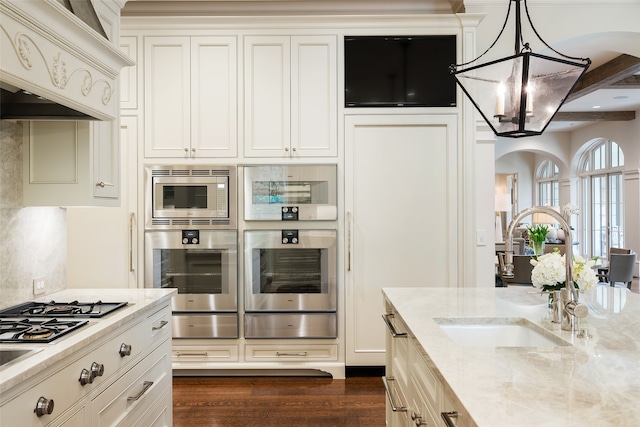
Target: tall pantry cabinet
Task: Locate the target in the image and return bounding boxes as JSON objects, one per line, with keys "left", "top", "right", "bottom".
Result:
{"left": 344, "top": 115, "right": 459, "bottom": 366}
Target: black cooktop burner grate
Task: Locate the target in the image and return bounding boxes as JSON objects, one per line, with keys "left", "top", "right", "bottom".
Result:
{"left": 0, "top": 318, "right": 89, "bottom": 343}
{"left": 0, "top": 300, "right": 128, "bottom": 318}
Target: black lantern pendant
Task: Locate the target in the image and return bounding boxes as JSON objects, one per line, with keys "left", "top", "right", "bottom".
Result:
{"left": 450, "top": 0, "right": 591, "bottom": 138}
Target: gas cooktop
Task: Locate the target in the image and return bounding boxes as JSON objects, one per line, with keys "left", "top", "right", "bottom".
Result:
{"left": 0, "top": 300, "right": 128, "bottom": 319}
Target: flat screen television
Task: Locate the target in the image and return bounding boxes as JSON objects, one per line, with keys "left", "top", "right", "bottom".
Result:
{"left": 344, "top": 35, "right": 457, "bottom": 108}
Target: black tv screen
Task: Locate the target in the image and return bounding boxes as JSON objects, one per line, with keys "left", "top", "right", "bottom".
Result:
{"left": 344, "top": 35, "right": 457, "bottom": 108}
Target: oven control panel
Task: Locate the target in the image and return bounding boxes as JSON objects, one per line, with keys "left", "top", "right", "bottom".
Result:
{"left": 182, "top": 230, "right": 199, "bottom": 245}
{"left": 281, "top": 230, "right": 299, "bottom": 244}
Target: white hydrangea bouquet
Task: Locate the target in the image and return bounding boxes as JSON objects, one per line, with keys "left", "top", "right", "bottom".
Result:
{"left": 530, "top": 249, "right": 598, "bottom": 293}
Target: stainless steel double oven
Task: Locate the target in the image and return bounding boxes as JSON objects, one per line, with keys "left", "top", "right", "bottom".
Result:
{"left": 144, "top": 165, "right": 238, "bottom": 338}
{"left": 243, "top": 165, "right": 338, "bottom": 339}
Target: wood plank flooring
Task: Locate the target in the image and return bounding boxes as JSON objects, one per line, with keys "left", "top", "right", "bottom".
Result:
{"left": 173, "top": 376, "right": 386, "bottom": 427}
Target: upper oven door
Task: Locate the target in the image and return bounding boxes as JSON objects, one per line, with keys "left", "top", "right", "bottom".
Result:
{"left": 145, "top": 230, "right": 238, "bottom": 312}
{"left": 244, "top": 229, "right": 337, "bottom": 312}
{"left": 243, "top": 164, "right": 337, "bottom": 221}
{"left": 145, "top": 165, "right": 237, "bottom": 229}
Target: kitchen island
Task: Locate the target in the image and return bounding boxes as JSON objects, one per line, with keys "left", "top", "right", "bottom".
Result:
{"left": 383, "top": 286, "right": 640, "bottom": 426}
{"left": 0, "top": 288, "right": 176, "bottom": 426}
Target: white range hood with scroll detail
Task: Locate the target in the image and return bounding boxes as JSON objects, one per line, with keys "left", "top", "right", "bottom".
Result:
{"left": 0, "top": 0, "right": 133, "bottom": 120}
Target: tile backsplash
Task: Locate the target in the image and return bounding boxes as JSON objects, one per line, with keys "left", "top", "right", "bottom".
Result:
{"left": 0, "top": 120, "right": 67, "bottom": 309}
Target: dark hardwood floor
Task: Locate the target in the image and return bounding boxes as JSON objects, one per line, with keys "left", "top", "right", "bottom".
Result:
{"left": 173, "top": 375, "right": 386, "bottom": 427}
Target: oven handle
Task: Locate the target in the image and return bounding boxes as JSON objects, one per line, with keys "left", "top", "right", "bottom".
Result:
{"left": 347, "top": 211, "right": 352, "bottom": 272}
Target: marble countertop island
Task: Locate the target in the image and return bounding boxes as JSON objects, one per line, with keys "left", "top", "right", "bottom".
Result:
{"left": 382, "top": 286, "right": 640, "bottom": 426}
{"left": 0, "top": 288, "right": 176, "bottom": 394}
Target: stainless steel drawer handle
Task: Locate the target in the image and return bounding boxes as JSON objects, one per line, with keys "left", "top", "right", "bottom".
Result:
{"left": 127, "top": 381, "right": 154, "bottom": 402}
{"left": 275, "top": 351, "right": 308, "bottom": 357}
{"left": 382, "top": 314, "right": 407, "bottom": 338}
{"left": 382, "top": 376, "right": 407, "bottom": 412}
{"left": 175, "top": 352, "right": 208, "bottom": 357}
{"left": 441, "top": 411, "right": 458, "bottom": 427}
{"left": 152, "top": 320, "right": 169, "bottom": 331}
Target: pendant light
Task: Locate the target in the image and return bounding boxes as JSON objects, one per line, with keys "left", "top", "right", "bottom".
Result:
{"left": 450, "top": 0, "right": 591, "bottom": 138}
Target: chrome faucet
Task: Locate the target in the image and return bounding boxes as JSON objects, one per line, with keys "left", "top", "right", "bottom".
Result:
{"left": 503, "top": 206, "right": 588, "bottom": 331}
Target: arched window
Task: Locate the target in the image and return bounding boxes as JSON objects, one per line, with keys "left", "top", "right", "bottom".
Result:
{"left": 536, "top": 159, "right": 559, "bottom": 207}
{"left": 578, "top": 139, "right": 625, "bottom": 259}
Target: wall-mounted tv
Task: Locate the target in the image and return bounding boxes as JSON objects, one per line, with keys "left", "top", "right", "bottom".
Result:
{"left": 344, "top": 35, "right": 457, "bottom": 108}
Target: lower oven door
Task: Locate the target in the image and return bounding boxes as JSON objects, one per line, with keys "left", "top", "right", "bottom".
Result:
{"left": 145, "top": 230, "right": 238, "bottom": 312}
{"left": 244, "top": 229, "right": 337, "bottom": 312}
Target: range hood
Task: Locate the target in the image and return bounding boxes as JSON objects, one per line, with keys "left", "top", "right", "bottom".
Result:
{"left": 0, "top": 0, "right": 133, "bottom": 121}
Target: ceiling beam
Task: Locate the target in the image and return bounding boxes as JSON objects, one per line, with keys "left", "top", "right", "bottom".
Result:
{"left": 566, "top": 54, "right": 640, "bottom": 102}
{"left": 607, "top": 75, "right": 640, "bottom": 89}
{"left": 553, "top": 111, "right": 636, "bottom": 122}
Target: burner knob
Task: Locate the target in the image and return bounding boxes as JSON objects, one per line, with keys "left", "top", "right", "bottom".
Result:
{"left": 34, "top": 396, "right": 54, "bottom": 417}
{"left": 91, "top": 362, "right": 105, "bottom": 377}
{"left": 79, "top": 368, "right": 94, "bottom": 386}
{"left": 119, "top": 343, "right": 132, "bottom": 357}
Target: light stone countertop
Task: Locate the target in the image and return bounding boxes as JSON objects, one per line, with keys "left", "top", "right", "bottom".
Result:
{"left": 382, "top": 286, "right": 640, "bottom": 427}
{"left": 0, "top": 288, "right": 176, "bottom": 395}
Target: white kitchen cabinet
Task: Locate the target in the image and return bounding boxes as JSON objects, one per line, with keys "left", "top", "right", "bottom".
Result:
{"left": 243, "top": 35, "right": 337, "bottom": 158}
{"left": 144, "top": 35, "right": 238, "bottom": 158}
{"left": 120, "top": 36, "right": 139, "bottom": 110}
{"left": 345, "top": 114, "right": 459, "bottom": 366}
{"left": 0, "top": 302, "right": 172, "bottom": 427}
{"left": 384, "top": 304, "right": 471, "bottom": 427}
{"left": 22, "top": 120, "right": 120, "bottom": 206}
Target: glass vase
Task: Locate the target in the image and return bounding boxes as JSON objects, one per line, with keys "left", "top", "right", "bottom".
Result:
{"left": 532, "top": 240, "right": 545, "bottom": 256}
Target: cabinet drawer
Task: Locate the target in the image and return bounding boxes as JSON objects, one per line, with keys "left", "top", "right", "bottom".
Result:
{"left": 148, "top": 304, "right": 172, "bottom": 345}
{"left": 409, "top": 340, "right": 441, "bottom": 414}
{"left": 0, "top": 321, "right": 144, "bottom": 427}
{"left": 92, "top": 340, "right": 171, "bottom": 427}
{"left": 173, "top": 345, "right": 239, "bottom": 362}
{"left": 134, "top": 387, "right": 172, "bottom": 427}
{"left": 245, "top": 344, "right": 338, "bottom": 362}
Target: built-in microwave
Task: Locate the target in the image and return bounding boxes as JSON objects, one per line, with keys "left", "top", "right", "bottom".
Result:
{"left": 243, "top": 164, "right": 337, "bottom": 221}
{"left": 145, "top": 165, "right": 236, "bottom": 229}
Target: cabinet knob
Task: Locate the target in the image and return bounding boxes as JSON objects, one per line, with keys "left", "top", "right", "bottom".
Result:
{"left": 184, "top": 148, "right": 189, "bottom": 152}
{"left": 34, "top": 396, "right": 54, "bottom": 417}
{"left": 284, "top": 147, "right": 289, "bottom": 152}
{"left": 79, "top": 368, "right": 94, "bottom": 386}
{"left": 119, "top": 343, "right": 132, "bottom": 357}
{"left": 411, "top": 412, "right": 427, "bottom": 426}
{"left": 192, "top": 148, "right": 196, "bottom": 152}
{"left": 97, "top": 181, "right": 105, "bottom": 188}
{"left": 91, "top": 362, "right": 105, "bottom": 377}
{"left": 292, "top": 147, "right": 297, "bottom": 152}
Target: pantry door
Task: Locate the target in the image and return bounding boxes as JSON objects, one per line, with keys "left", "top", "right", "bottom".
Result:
{"left": 345, "top": 114, "right": 458, "bottom": 366}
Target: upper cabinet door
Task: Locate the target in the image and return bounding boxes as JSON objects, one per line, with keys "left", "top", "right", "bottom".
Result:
{"left": 191, "top": 36, "right": 238, "bottom": 158}
{"left": 243, "top": 36, "right": 291, "bottom": 158}
{"left": 144, "top": 36, "right": 191, "bottom": 158}
{"left": 291, "top": 35, "right": 337, "bottom": 157}
{"left": 244, "top": 35, "right": 337, "bottom": 158}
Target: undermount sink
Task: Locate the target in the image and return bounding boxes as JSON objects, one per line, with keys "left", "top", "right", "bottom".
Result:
{"left": 434, "top": 317, "right": 570, "bottom": 348}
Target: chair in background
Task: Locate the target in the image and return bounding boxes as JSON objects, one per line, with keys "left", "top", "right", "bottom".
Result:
{"left": 597, "top": 247, "right": 632, "bottom": 281}
{"left": 599, "top": 252, "right": 637, "bottom": 289}
{"left": 497, "top": 253, "right": 534, "bottom": 286}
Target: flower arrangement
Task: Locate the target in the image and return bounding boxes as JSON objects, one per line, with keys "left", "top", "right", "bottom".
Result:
{"left": 530, "top": 249, "right": 598, "bottom": 293}
{"left": 562, "top": 203, "right": 579, "bottom": 220}
{"left": 527, "top": 225, "right": 549, "bottom": 243}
